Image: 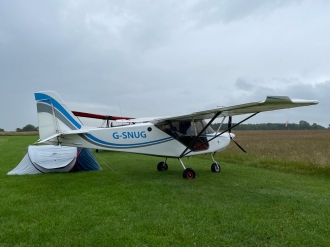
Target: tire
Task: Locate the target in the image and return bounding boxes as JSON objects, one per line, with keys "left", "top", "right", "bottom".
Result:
{"left": 183, "top": 168, "right": 196, "bottom": 179}
{"left": 211, "top": 162, "right": 220, "bottom": 173}
{"left": 157, "top": 161, "right": 168, "bottom": 171}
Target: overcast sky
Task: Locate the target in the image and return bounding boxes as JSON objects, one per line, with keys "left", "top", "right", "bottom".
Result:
{"left": 1, "top": 0, "right": 329, "bottom": 131}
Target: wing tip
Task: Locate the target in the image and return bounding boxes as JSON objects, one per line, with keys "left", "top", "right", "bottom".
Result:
{"left": 265, "top": 96, "right": 318, "bottom": 105}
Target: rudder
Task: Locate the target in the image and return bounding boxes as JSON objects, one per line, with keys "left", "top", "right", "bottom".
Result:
{"left": 34, "top": 91, "right": 82, "bottom": 140}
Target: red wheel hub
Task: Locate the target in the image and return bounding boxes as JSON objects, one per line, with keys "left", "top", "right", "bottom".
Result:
{"left": 187, "top": 171, "right": 194, "bottom": 179}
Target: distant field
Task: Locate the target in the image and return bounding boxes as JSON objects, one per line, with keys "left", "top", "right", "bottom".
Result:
{"left": 212, "top": 130, "right": 330, "bottom": 175}
{"left": 0, "top": 131, "right": 38, "bottom": 136}
{"left": 0, "top": 132, "right": 330, "bottom": 246}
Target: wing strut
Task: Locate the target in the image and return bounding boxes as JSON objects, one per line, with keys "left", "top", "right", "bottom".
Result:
{"left": 180, "top": 112, "right": 259, "bottom": 158}
{"left": 180, "top": 112, "right": 222, "bottom": 158}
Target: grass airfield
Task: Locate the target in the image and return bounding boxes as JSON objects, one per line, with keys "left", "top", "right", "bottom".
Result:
{"left": 0, "top": 132, "right": 330, "bottom": 246}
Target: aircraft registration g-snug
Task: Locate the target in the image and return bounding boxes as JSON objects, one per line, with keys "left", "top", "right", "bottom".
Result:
{"left": 34, "top": 91, "right": 318, "bottom": 179}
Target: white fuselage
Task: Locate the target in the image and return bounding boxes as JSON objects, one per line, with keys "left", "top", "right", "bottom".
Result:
{"left": 34, "top": 91, "right": 232, "bottom": 158}
{"left": 46, "top": 123, "right": 231, "bottom": 158}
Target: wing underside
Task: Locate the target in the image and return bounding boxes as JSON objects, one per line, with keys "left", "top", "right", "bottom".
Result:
{"left": 157, "top": 96, "right": 318, "bottom": 121}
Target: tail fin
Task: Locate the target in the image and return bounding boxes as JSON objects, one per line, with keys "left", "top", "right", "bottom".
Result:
{"left": 34, "top": 91, "right": 83, "bottom": 140}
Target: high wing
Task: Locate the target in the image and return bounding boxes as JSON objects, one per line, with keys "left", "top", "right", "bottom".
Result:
{"left": 80, "top": 96, "right": 318, "bottom": 124}
{"left": 156, "top": 96, "right": 318, "bottom": 121}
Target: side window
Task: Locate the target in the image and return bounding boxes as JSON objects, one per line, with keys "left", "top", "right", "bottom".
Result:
{"left": 202, "top": 120, "right": 215, "bottom": 134}
{"left": 186, "top": 123, "right": 196, "bottom": 136}
{"left": 158, "top": 122, "right": 172, "bottom": 135}
{"left": 155, "top": 120, "right": 214, "bottom": 136}
{"left": 195, "top": 122, "right": 206, "bottom": 136}
{"left": 154, "top": 120, "right": 211, "bottom": 151}
{"left": 178, "top": 121, "right": 191, "bottom": 135}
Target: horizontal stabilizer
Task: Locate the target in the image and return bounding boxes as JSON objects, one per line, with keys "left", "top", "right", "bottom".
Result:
{"left": 36, "top": 129, "right": 90, "bottom": 144}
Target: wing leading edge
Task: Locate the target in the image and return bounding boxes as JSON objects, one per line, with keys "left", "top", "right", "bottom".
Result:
{"left": 158, "top": 96, "right": 318, "bottom": 121}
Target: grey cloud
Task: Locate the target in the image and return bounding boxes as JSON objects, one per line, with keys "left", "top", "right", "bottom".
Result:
{"left": 235, "top": 78, "right": 254, "bottom": 91}
{"left": 190, "top": 0, "right": 304, "bottom": 26}
{"left": 230, "top": 79, "right": 329, "bottom": 127}
{"left": 0, "top": 0, "right": 329, "bottom": 130}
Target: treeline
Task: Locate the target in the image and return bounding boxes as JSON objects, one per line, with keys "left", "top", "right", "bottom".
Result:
{"left": 211, "top": 120, "right": 329, "bottom": 131}
{"left": 1, "top": 121, "right": 329, "bottom": 132}
{"left": 15, "top": 124, "right": 38, "bottom": 132}
{"left": 0, "top": 124, "right": 39, "bottom": 132}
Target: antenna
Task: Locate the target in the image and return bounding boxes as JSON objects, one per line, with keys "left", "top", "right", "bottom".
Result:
{"left": 119, "top": 101, "right": 122, "bottom": 117}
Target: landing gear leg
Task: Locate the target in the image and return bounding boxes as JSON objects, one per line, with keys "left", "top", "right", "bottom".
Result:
{"left": 179, "top": 158, "right": 196, "bottom": 179}
{"left": 157, "top": 157, "right": 168, "bottom": 171}
{"left": 210, "top": 153, "right": 221, "bottom": 173}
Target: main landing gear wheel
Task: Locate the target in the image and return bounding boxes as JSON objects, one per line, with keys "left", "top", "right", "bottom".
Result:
{"left": 183, "top": 168, "right": 196, "bottom": 179}
{"left": 157, "top": 161, "right": 168, "bottom": 171}
{"left": 211, "top": 162, "right": 221, "bottom": 173}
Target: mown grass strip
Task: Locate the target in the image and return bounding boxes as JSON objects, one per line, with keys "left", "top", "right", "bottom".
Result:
{"left": 0, "top": 135, "right": 329, "bottom": 246}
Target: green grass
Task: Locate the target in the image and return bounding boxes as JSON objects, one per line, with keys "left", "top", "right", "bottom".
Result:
{"left": 1, "top": 136, "right": 330, "bottom": 246}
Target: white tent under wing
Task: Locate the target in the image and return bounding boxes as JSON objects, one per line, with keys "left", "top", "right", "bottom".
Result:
{"left": 8, "top": 153, "right": 41, "bottom": 175}
{"left": 28, "top": 145, "right": 76, "bottom": 173}
{"left": 8, "top": 145, "right": 101, "bottom": 175}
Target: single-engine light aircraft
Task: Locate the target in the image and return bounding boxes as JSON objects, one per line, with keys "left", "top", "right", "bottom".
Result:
{"left": 34, "top": 91, "right": 318, "bottom": 179}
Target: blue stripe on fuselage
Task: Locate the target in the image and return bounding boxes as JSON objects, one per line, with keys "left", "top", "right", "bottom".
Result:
{"left": 85, "top": 134, "right": 173, "bottom": 147}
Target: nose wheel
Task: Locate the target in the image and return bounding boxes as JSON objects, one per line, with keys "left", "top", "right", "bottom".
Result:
{"left": 210, "top": 153, "right": 221, "bottom": 173}
{"left": 211, "top": 162, "right": 221, "bottom": 173}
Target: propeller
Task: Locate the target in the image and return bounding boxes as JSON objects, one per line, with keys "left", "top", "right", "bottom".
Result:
{"left": 228, "top": 116, "right": 247, "bottom": 153}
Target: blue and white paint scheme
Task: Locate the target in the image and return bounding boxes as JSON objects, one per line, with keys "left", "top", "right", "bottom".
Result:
{"left": 34, "top": 91, "right": 318, "bottom": 179}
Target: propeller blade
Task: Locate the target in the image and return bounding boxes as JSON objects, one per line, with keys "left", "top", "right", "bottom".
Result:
{"left": 228, "top": 116, "right": 232, "bottom": 132}
{"left": 230, "top": 136, "right": 247, "bottom": 153}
